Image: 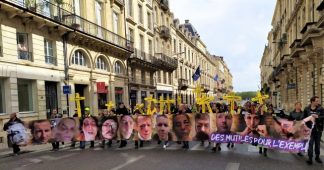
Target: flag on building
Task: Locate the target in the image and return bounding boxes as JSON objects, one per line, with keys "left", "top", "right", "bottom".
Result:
{"left": 192, "top": 66, "right": 201, "bottom": 81}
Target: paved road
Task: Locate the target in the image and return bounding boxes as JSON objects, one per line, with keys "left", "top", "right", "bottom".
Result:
{"left": 0, "top": 141, "right": 323, "bottom": 170}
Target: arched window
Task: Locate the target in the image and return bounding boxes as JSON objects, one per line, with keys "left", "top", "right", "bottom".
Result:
{"left": 115, "top": 61, "right": 123, "bottom": 74}
{"left": 72, "top": 50, "right": 86, "bottom": 66}
{"left": 96, "top": 56, "right": 107, "bottom": 70}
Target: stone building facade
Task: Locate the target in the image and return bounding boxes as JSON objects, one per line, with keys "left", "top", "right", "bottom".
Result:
{"left": 260, "top": 0, "right": 324, "bottom": 111}
{"left": 0, "top": 0, "right": 133, "bottom": 148}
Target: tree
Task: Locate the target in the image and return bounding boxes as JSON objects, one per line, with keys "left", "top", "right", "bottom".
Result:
{"left": 235, "top": 91, "right": 257, "bottom": 100}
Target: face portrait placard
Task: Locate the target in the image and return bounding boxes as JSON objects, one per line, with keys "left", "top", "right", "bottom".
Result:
{"left": 172, "top": 113, "right": 193, "bottom": 141}
{"left": 82, "top": 117, "right": 98, "bottom": 141}
{"left": 134, "top": 115, "right": 153, "bottom": 141}
{"left": 7, "top": 122, "right": 29, "bottom": 146}
{"left": 153, "top": 114, "right": 173, "bottom": 141}
{"left": 193, "top": 113, "right": 211, "bottom": 141}
{"left": 30, "top": 119, "right": 52, "bottom": 144}
{"left": 101, "top": 116, "right": 118, "bottom": 140}
{"left": 118, "top": 115, "right": 134, "bottom": 140}
{"left": 52, "top": 118, "right": 79, "bottom": 142}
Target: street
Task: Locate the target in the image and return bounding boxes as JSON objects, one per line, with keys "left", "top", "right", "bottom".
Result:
{"left": 0, "top": 141, "right": 323, "bottom": 170}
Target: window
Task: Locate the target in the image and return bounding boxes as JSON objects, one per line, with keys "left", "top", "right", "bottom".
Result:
{"left": 128, "top": 0, "right": 133, "bottom": 17}
{"left": 115, "top": 61, "right": 123, "bottom": 74}
{"left": 158, "top": 71, "right": 161, "bottom": 83}
{"left": 169, "top": 72, "right": 172, "bottom": 85}
{"left": 72, "top": 50, "right": 86, "bottom": 66}
{"left": 161, "top": 12, "right": 164, "bottom": 25}
{"left": 17, "top": 79, "right": 34, "bottom": 112}
{"left": 95, "top": 1, "right": 103, "bottom": 37}
{"left": 184, "top": 46, "right": 187, "bottom": 58}
{"left": 131, "top": 67, "right": 136, "bottom": 82}
{"left": 147, "top": 12, "right": 152, "bottom": 30}
{"left": 17, "top": 33, "right": 31, "bottom": 60}
{"left": 148, "top": 40, "right": 153, "bottom": 56}
{"left": 189, "top": 70, "right": 191, "bottom": 84}
{"left": 40, "top": 0, "right": 51, "bottom": 17}
{"left": 74, "top": 0, "right": 81, "bottom": 24}
{"left": 141, "top": 70, "right": 145, "bottom": 84}
{"left": 0, "top": 78, "right": 5, "bottom": 113}
{"left": 150, "top": 72, "right": 154, "bottom": 85}
{"left": 138, "top": 4, "right": 143, "bottom": 24}
{"left": 173, "top": 39, "right": 176, "bottom": 53}
{"left": 140, "top": 35, "right": 144, "bottom": 52}
{"left": 96, "top": 57, "right": 107, "bottom": 70}
{"left": 128, "top": 28, "right": 134, "bottom": 42}
{"left": 113, "top": 12, "right": 119, "bottom": 34}
{"left": 155, "top": 38, "right": 159, "bottom": 53}
{"left": 44, "top": 39, "right": 55, "bottom": 65}
{"left": 154, "top": 7, "right": 158, "bottom": 24}
{"left": 163, "top": 71, "right": 167, "bottom": 84}
{"left": 179, "top": 42, "right": 182, "bottom": 53}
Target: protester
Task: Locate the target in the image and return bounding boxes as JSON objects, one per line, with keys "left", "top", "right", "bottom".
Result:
{"left": 303, "top": 96, "right": 324, "bottom": 165}
{"left": 3, "top": 113, "right": 24, "bottom": 155}
{"left": 288, "top": 102, "right": 304, "bottom": 156}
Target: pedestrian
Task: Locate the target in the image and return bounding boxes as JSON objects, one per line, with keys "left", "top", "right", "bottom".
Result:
{"left": 3, "top": 113, "right": 24, "bottom": 155}
{"left": 50, "top": 110, "right": 60, "bottom": 151}
{"left": 288, "top": 102, "right": 304, "bottom": 156}
{"left": 303, "top": 96, "right": 324, "bottom": 165}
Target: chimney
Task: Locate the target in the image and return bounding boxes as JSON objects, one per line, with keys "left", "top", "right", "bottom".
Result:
{"left": 185, "top": 20, "right": 189, "bottom": 23}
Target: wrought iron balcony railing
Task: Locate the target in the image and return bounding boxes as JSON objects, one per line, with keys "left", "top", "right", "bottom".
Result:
{"left": 18, "top": 50, "right": 32, "bottom": 60}
{"left": 160, "top": 0, "right": 169, "bottom": 11}
{"left": 154, "top": 53, "right": 178, "bottom": 71}
{"left": 3, "top": 0, "right": 133, "bottom": 51}
{"left": 45, "top": 55, "right": 57, "bottom": 65}
{"left": 159, "top": 25, "right": 171, "bottom": 40}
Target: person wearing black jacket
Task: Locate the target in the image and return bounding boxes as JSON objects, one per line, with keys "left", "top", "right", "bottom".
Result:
{"left": 303, "top": 96, "right": 324, "bottom": 165}
{"left": 3, "top": 113, "right": 23, "bottom": 154}
{"left": 116, "top": 103, "right": 130, "bottom": 148}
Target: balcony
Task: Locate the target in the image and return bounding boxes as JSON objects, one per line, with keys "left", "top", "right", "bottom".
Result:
{"left": 1, "top": 0, "right": 133, "bottom": 55}
{"left": 154, "top": 53, "right": 178, "bottom": 71}
{"left": 289, "top": 39, "right": 305, "bottom": 58}
{"left": 269, "top": 63, "right": 284, "bottom": 83}
{"left": 128, "top": 49, "right": 158, "bottom": 71}
{"left": 129, "top": 77, "right": 156, "bottom": 88}
{"left": 160, "top": 0, "right": 169, "bottom": 11}
{"left": 178, "top": 78, "right": 189, "bottom": 90}
{"left": 114, "top": 0, "right": 125, "bottom": 7}
{"left": 159, "top": 25, "right": 171, "bottom": 40}
{"left": 18, "top": 50, "right": 32, "bottom": 60}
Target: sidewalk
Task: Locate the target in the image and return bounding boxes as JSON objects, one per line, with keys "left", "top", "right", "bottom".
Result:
{"left": 0, "top": 143, "right": 53, "bottom": 158}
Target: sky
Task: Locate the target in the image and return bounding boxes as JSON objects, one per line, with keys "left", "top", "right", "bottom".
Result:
{"left": 170, "top": 0, "right": 276, "bottom": 92}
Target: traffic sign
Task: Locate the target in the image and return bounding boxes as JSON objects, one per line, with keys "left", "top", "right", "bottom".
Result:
{"left": 63, "top": 85, "right": 71, "bottom": 94}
